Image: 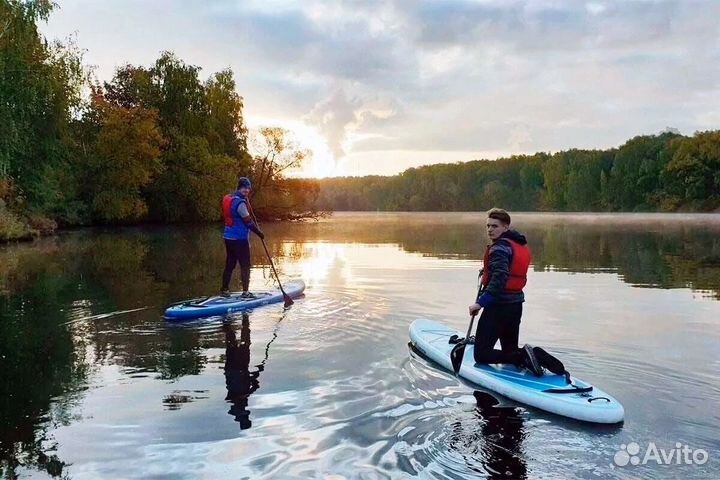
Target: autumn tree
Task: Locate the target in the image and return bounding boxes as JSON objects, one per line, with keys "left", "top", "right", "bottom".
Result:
{"left": 97, "top": 53, "right": 251, "bottom": 222}
{"left": 82, "top": 91, "right": 165, "bottom": 222}
{"left": 247, "top": 127, "right": 312, "bottom": 218}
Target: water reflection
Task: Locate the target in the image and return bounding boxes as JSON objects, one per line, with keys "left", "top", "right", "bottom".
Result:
{"left": 272, "top": 213, "right": 720, "bottom": 299}
{"left": 1, "top": 213, "right": 719, "bottom": 478}
{"left": 468, "top": 391, "right": 527, "bottom": 479}
{"left": 223, "top": 314, "right": 261, "bottom": 430}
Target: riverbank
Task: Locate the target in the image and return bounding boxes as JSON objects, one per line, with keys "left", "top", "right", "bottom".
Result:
{"left": 0, "top": 207, "right": 327, "bottom": 244}
{"left": 6, "top": 207, "right": 720, "bottom": 244}
{"left": 0, "top": 207, "right": 57, "bottom": 243}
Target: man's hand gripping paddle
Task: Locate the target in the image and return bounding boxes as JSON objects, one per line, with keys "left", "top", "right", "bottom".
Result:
{"left": 450, "top": 269, "right": 484, "bottom": 374}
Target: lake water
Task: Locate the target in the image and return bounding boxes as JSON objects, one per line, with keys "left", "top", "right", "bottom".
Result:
{"left": 1, "top": 212, "right": 719, "bottom": 479}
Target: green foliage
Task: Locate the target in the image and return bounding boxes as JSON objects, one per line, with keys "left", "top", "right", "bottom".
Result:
{"left": 1, "top": 0, "right": 87, "bottom": 225}
{"left": 83, "top": 93, "right": 165, "bottom": 222}
{"left": 605, "top": 132, "right": 681, "bottom": 210}
{"left": 248, "top": 127, "right": 312, "bottom": 219}
{"left": 97, "top": 53, "right": 251, "bottom": 222}
{"left": 0, "top": 179, "right": 35, "bottom": 240}
{"left": 205, "top": 69, "right": 249, "bottom": 158}
{"left": 2, "top": 2, "right": 719, "bottom": 238}
{"left": 0, "top": 203, "right": 35, "bottom": 241}
{"left": 662, "top": 131, "right": 720, "bottom": 209}
{"left": 314, "top": 131, "right": 720, "bottom": 213}
{"left": 149, "top": 135, "right": 236, "bottom": 222}
{"left": 1, "top": 3, "right": 259, "bottom": 233}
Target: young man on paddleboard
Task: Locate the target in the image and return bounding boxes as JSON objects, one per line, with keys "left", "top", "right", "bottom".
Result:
{"left": 221, "top": 177, "right": 265, "bottom": 297}
{"left": 468, "top": 208, "right": 552, "bottom": 376}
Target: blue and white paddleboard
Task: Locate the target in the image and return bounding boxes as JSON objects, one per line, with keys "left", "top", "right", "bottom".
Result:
{"left": 164, "top": 280, "right": 305, "bottom": 320}
{"left": 409, "top": 318, "right": 624, "bottom": 424}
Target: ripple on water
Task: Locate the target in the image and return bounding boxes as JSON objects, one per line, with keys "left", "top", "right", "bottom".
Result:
{"left": 286, "top": 288, "right": 398, "bottom": 354}
{"left": 395, "top": 346, "right": 634, "bottom": 479}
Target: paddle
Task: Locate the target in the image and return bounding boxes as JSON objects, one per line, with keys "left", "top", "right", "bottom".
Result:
{"left": 246, "top": 199, "right": 294, "bottom": 308}
{"left": 450, "top": 271, "right": 484, "bottom": 374}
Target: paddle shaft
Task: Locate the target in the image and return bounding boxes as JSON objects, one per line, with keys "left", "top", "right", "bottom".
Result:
{"left": 450, "top": 270, "right": 485, "bottom": 373}
{"left": 245, "top": 199, "right": 292, "bottom": 302}
{"left": 464, "top": 312, "right": 478, "bottom": 339}
{"left": 462, "top": 282, "right": 484, "bottom": 340}
{"left": 465, "top": 268, "right": 485, "bottom": 337}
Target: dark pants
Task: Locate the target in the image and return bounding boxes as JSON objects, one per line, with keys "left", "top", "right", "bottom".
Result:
{"left": 222, "top": 239, "right": 251, "bottom": 291}
{"left": 474, "top": 302, "right": 523, "bottom": 365}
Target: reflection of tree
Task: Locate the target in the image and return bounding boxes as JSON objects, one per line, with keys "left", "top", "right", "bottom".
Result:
{"left": 1, "top": 215, "right": 719, "bottom": 474}
{"left": 145, "top": 226, "right": 281, "bottom": 296}
{"left": 266, "top": 217, "right": 720, "bottom": 299}
{"left": 0, "top": 255, "right": 91, "bottom": 478}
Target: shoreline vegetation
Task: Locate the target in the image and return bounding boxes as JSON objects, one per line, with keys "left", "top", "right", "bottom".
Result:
{"left": 311, "top": 129, "right": 720, "bottom": 214}
{"left": 1, "top": 1, "right": 322, "bottom": 243}
{"left": 2, "top": 1, "right": 719, "bottom": 244}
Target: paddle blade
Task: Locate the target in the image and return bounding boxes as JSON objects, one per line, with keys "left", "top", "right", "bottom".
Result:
{"left": 283, "top": 293, "right": 294, "bottom": 308}
{"left": 450, "top": 341, "right": 467, "bottom": 374}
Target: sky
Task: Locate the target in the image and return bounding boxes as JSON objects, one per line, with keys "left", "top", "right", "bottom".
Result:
{"left": 42, "top": 0, "right": 720, "bottom": 177}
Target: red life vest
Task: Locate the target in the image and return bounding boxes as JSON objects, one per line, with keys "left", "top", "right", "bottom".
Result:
{"left": 222, "top": 193, "right": 239, "bottom": 227}
{"left": 222, "top": 192, "right": 250, "bottom": 239}
{"left": 481, "top": 239, "right": 531, "bottom": 293}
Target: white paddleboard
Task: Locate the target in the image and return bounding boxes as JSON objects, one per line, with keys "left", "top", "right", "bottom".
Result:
{"left": 409, "top": 318, "right": 624, "bottom": 424}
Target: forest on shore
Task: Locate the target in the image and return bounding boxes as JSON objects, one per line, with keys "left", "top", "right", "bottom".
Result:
{"left": 314, "top": 129, "right": 720, "bottom": 213}
{"left": 1, "top": 0, "right": 318, "bottom": 241}
{"left": 3, "top": 1, "right": 719, "bottom": 242}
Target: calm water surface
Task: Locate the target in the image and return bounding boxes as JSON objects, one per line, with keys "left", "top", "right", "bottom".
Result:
{"left": 1, "top": 212, "right": 719, "bottom": 479}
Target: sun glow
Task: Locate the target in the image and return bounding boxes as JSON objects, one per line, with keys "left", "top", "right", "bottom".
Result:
{"left": 247, "top": 117, "right": 343, "bottom": 178}
{"left": 298, "top": 242, "right": 353, "bottom": 287}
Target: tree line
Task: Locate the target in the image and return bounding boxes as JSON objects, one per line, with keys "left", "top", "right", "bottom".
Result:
{"left": 3, "top": 1, "right": 718, "bottom": 243}
{"left": 1, "top": 0, "right": 317, "bottom": 241}
{"left": 313, "top": 129, "right": 720, "bottom": 212}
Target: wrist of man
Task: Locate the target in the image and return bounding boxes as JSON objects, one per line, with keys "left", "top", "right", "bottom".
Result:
{"left": 477, "top": 292, "right": 495, "bottom": 308}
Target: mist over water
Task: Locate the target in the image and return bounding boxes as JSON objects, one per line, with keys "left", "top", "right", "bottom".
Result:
{"left": 1, "top": 213, "right": 719, "bottom": 479}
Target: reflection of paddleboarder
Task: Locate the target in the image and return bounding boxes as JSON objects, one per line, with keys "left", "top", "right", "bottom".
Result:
{"left": 447, "top": 391, "right": 527, "bottom": 479}
{"left": 473, "top": 391, "right": 527, "bottom": 479}
{"left": 223, "top": 313, "right": 261, "bottom": 430}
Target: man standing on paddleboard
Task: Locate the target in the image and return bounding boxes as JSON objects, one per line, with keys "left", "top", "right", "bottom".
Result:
{"left": 221, "top": 177, "right": 265, "bottom": 297}
{"left": 468, "top": 208, "right": 546, "bottom": 375}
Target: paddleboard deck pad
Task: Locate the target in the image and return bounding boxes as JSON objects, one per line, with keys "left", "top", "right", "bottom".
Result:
{"left": 409, "top": 318, "right": 624, "bottom": 424}
{"left": 164, "top": 280, "right": 305, "bottom": 320}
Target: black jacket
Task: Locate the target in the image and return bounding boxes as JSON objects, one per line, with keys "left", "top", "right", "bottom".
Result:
{"left": 481, "top": 229, "right": 527, "bottom": 304}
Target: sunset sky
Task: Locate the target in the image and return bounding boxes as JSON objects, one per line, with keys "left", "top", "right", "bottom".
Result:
{"left": 42, "top": 0, "right": 720, "bottom": 177}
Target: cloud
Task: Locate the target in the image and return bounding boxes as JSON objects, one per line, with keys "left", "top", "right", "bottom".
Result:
{"left": 303, "top": 88, "right": 400, "bottom": 160}
{"left": 41, "top": 0, "right": 720, "bottom": 174}
{"left": 303, "top": 88, "right": 359, "bottom": 160}
{"left": 508, "top": 123, "right": 532, "bottom": 151}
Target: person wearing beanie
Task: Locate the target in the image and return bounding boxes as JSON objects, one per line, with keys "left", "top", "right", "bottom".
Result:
{"left": 220, "top": 177, "right": 265, "bottom": 297}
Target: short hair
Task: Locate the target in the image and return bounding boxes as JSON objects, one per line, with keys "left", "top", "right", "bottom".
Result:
{"left": 237, "top": 176, "right": 252, "bottom": 189}
{"left": 487, "top": 208, "right": 511, "bottom": 225}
